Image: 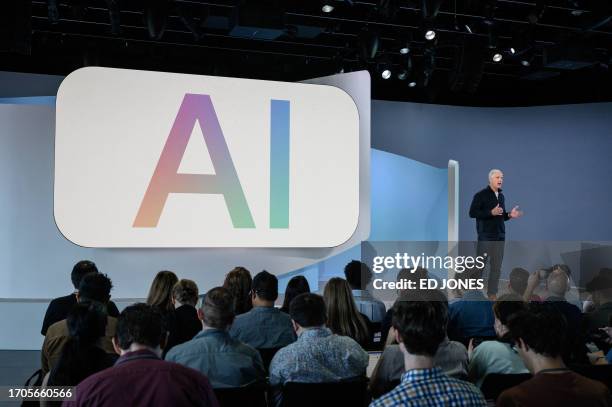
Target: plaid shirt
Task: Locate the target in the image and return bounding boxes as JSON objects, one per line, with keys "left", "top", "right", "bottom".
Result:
{"left": 370, "top": 367, "right": 486, "bottom": 407}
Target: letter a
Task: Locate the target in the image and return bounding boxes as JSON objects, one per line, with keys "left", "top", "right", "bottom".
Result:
{"left": 133, "top": 93, "right": 255, "bottom": 228}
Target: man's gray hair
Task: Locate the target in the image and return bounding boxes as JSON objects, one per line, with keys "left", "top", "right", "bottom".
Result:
{"left": 488, "top": 169, "right": 503, "bottom": 180}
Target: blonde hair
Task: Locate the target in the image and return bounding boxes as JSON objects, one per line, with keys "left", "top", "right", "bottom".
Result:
{"left": 146, "top": 270, "right": 178, "bottom": 312}
{"left": 323, "top": 277, "right": 370, "bottom": 345}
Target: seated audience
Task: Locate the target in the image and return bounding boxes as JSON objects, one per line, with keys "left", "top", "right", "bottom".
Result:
{"left": 448, "top": 269, "right": 496, "bottom": 344}
{"left": 42, "top": 273, "right": 116, "bottom": 375}
{"left": 324, "top": 277, "right": 372, "bottom": 348}
{"left": 584, "top": 272, "right": 612, "bottom": 332}
{"left": 65, "top": 304, "right": 218, "bottom": 407}
{"left": 269, "top": 293, "right": 368, "bottom": 385}
{"left": 146, "top": 270, "right": 179, "bottom": 357}
{"left": 223, "top": 266, "right": 253, "bottom": 316}
{"left": 166, "top": 287, "right": 265, "bottom": 388}
{"left": 45, "top": 303, "right": 117, "bottom": 398}
{"left": 370, "top": 298, "right": 486, "bottom": 406}
{"left": 507, "top": 267, "right": 541, "bottom": 301}
{"left": 370, "top": 290, "right": 468, "bottom": 398}
{"left": 165, "top": 279, "right": 202, "bottom": 353}
{"left": 229, "top": 271, "right": 295, "bottom": 349}
{"left": 41, "top": 260, "right": 119, "bottom": 335}
{"left": 468, "top": 294, "right": 528, "bottom": 387}
{"left": 280, "top": 275, "right": 310, "bottom": 314}
{"left": 345, "top": 260, "right": 386, "bottom": 323}
{"left": 497, "top": 303, "right": 612, "bottom": 407}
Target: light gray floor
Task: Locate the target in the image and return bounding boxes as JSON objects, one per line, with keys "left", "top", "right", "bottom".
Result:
{"left": 0, "top": 350, "right": 41, "bottom": 406}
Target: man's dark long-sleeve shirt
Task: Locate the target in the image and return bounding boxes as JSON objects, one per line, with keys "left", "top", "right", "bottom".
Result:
{"left": 469, "top": 186, "right": 510, "bottom": 241}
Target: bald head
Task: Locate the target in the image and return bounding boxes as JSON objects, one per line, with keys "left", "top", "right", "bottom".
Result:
{"left": 547, "top": 268, "right": 569, "bottom": 297}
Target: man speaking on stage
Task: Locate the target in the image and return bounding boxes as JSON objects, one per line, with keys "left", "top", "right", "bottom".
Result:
{"left": 469, "top": 169, "right": 523, "bottom": 298}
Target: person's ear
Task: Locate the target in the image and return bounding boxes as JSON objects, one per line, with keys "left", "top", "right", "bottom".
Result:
{"left": 291, "top": 320, "right": 299, "bottom": 333}
{"left": 75, "top": 292, "right": 81, "bottom": 303}
{"left": 394, "top": 328, "right": 401, "bottom": 344}
{"left": 197, "top": 308, "right": 204, "bottom": 321}
{"left": 111, "top": 337, "right": 122, "bottom": 355}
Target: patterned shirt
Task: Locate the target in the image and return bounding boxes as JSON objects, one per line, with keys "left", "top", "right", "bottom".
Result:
{"left": 370, "top": 367, "right": 486, "bottom": 407}
{"left": 269, "top": 327, "right": 368, "bottom": 386}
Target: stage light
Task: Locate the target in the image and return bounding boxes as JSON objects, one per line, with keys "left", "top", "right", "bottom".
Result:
{"left": 493, "top": 53, "right": 502, "bottom": 62}
{"left": 510, "top": 47, "right": 516, "bottom": 54}
{"left": 425, "top": 30, "right": 436, "bottom": 41}
{"left": 381, "top": 69, "right": 392, "bottom": 79}
{"left": 521, "top": 59, "right": 531, "bottom": 66}
{"left": 465, "top": 24, "right": 472, "bottom": 34}
{"left": 359, "top": 28, "right": 380, "bottom": 61}
{"left": 400, "top": 47, "right": 410, "bottom": 55}
{"left": 408, "top": 81, "right": 417, "bottom": 87}
{"left": 322, "top": 5, "right": 334, "bottom": 13}
{"left": 397, "top": 70, "right": 408, "bottom": 80}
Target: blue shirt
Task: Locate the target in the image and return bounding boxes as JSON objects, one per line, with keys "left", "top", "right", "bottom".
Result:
{"left": 165, "top": 328, "right": 265, "bottom": 388}
{"left": 269, "top": 327, "right": 368, "bottom": 386}
{"left": 229, "top": 306, "right": 295, "bottom": 349}
{"left": 370, "top": 367, "right": 486, "bottom": 407}
{"left": 352, "top": 290, "right": 387, "bottom": 323}
{"left": 448, "top": 291, "right": 495, "bottom": 341}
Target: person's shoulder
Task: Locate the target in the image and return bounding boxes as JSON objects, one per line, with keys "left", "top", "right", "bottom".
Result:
{"left": 46, "top": 318, "right": 68, "bottom": 338}
{"left": 49, "top": 294, "right": 74, "bottom": 306}
{"left": 572, "top": 371, "right": 611, "bottom": 394}
{"left": 445, "top": 376, "right": 485, "bottom": 398}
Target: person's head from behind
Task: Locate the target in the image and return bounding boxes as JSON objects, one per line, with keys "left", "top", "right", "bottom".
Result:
{"left": 71, "top": 260, "right": 98, "bottom": 290}
{"left": 282, "top": 275, "right": 310, "bottom": 311}
{"left": 586, "top": 273, "right": 612, "bottom": 307}
{"left": 546, "top": 265, "right": 570, "bottom": 298}
{"left": 392, "top": 298, "right": 447, "bottom": 359}
{"left": 323, "top": 277, "right": 369, "bottom": 343}
{"left": 172, "top": 279, "right": 199, "bottom": 307}
{"left": 506, "top": 303, "right": 567, "bottom": 373}
{"left": 396, "top": 267, "right": 429, "bottom": 300}
{"left": 67, "top": 303, "right": 107, "bottom": 347}
{"left": 492, "top": 293, "right": 526, "bottom": 338}
{"left": 251, "top": 270, "right": 278, "bottom": 306}
{"left": 289, "top": 293, "right": 326, "bottom": 334}
{"left": 344, "top": 260, "right": 372, "bottom": 290}
{"left": 113, "top": 303, "right": 165, "bottom": 356}
{"left": 223, "top": 266, "right": 253, "bottom": 314}
{"left": 146, "top": 270, "right": 178, "bottom": 312}
{"left": 199, "top": 287, "right": 235, "bottom": 330}
{"left": 509, "top": 268, "right": 529, "bottom": 296}
{"left": 76, "top": 272, "right": 112, "bottom": 305}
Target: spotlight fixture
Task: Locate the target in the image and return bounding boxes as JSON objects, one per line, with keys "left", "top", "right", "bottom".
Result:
{"left": 408, "top": 81, "right": 417, "bottom": 87}
{"left": 492, "top": 53, "right": 503, "bottom": 62}
{"left": 510, "top": 47, "right": 516, "bottom": 54}
{"left": 425, "top": 30, "right": 436, "bottom": 41}
{"left": 381, "top": 69, "right": 392, "bottom": 79}
{"left": 322, "top": 4, "right": 334, "bottom": 13}
{"left": 397, "top": 70, "right": 408, "bottom": 80}
{"left": 521, "top": 59, "right": 531, "bottom": 66}
{"left": 400, "top": 47, "right": 410, "bottom": 55}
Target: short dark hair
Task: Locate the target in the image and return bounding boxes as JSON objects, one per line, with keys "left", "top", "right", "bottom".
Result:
{"left": 116, "top": 303, "right": 165, "bottom": 350}
{"left": 344, "top": 260, "right": 372, "bottom": 290}
{"left": 67, "top": 303, "right": 107, "bottom": 346}
{"left": 71, "top": 260, "right": 98, "bottom": 289}
{"left": 392, "top": 299, "right": 447, "bottom": 357}
{"left": 78, "top": 273, "right": 112, "bottom": 304}
{"left": 172, "top": 279, "right": 199, "bottom": 306}
{"left": 506, "top": 302, "right": 567, "bottom": 357}
{"left": 201, "top": 287, "right": 235, "bottom": 329}
{"left": 493, "top": 293, "right": 526, "bottom": 325}
{"left": 252, "top": 270, "right": 278, "bottom": 302}
{"left": 290, "top": 293, "right": 326, "bottom": 328}
{"left": 509, "top": 268, "right": 529, "bottom": 296}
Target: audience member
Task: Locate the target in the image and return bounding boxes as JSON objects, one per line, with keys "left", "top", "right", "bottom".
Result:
{"left": 280, "top": 275, "right": 310, "bottom": 314}
{"left": 468, "top": 294, "right": 528, "bottom": 387}
{"left": 166, "top": 287, "right": 265, "bottom": 388}
{"left": 324, "top": 277, "right": 372, "bottom": 348}
{"left": 223, "top": 266, "right": 253, "bottom": 315}
{"left": 345, "top": 260, "right": 386, "bottom": 323}
{"left": 65, "top": 304, "right": 218, "bottom": 407}
{"left": 229, "top": 271, "right": 295, "bottom": 349}
{"left": 41, "top": 260, "right": 119, "bottom": 335}
{"left": 45, "top": 303, "right": 117, "bottom": 398}
{"left": 584, "top": 272, "right": 612, "bottom": 331}
{"left": 497, "top": 303, "right": 612, "bottom": 407}
{"left": 508, "top": 268, "right": 541, "bottom": 301}
{"left": 165, "top": 279, "right": 202, "bottom": 355}
{"left": 146, "top": 270, "right": 179, "bottom": 313}
{"left": 370, "top": 298, "right": 486, "bottom": 407}
{"left": 269, "top": 293, "right": 368, "bottom": 385}
{"left": 42, "top": 273, "right": 116, "bottom": 375}
{"left": 448, "top": 269, "right": 496, "bottom": 344}
{"left": 370, "top": 290, "right": 468, "bottom": 399}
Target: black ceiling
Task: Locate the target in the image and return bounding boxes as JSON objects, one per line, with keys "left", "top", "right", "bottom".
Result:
{"left": 2, "top": 0, "right": 612, "bottom": 106}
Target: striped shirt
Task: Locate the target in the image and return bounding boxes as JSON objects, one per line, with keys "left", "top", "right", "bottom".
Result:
{"left": 370, "top": 367, "right": 486, "bottom": 407}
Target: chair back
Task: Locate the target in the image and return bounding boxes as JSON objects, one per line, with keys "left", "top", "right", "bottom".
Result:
{"left": 481, "top": 373, "right": 532, "bottom": 401}
{"left": 282, "top": 377, "right": 369, "bottom": 407}
{"left": 213, "top": 384, "right": 267, "bottom": 407}
{"left": 257, "top": 347, "right": 282, "bottom": 372}
{"left": 570, "top": 364, "right": 612, "bottom": 390}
